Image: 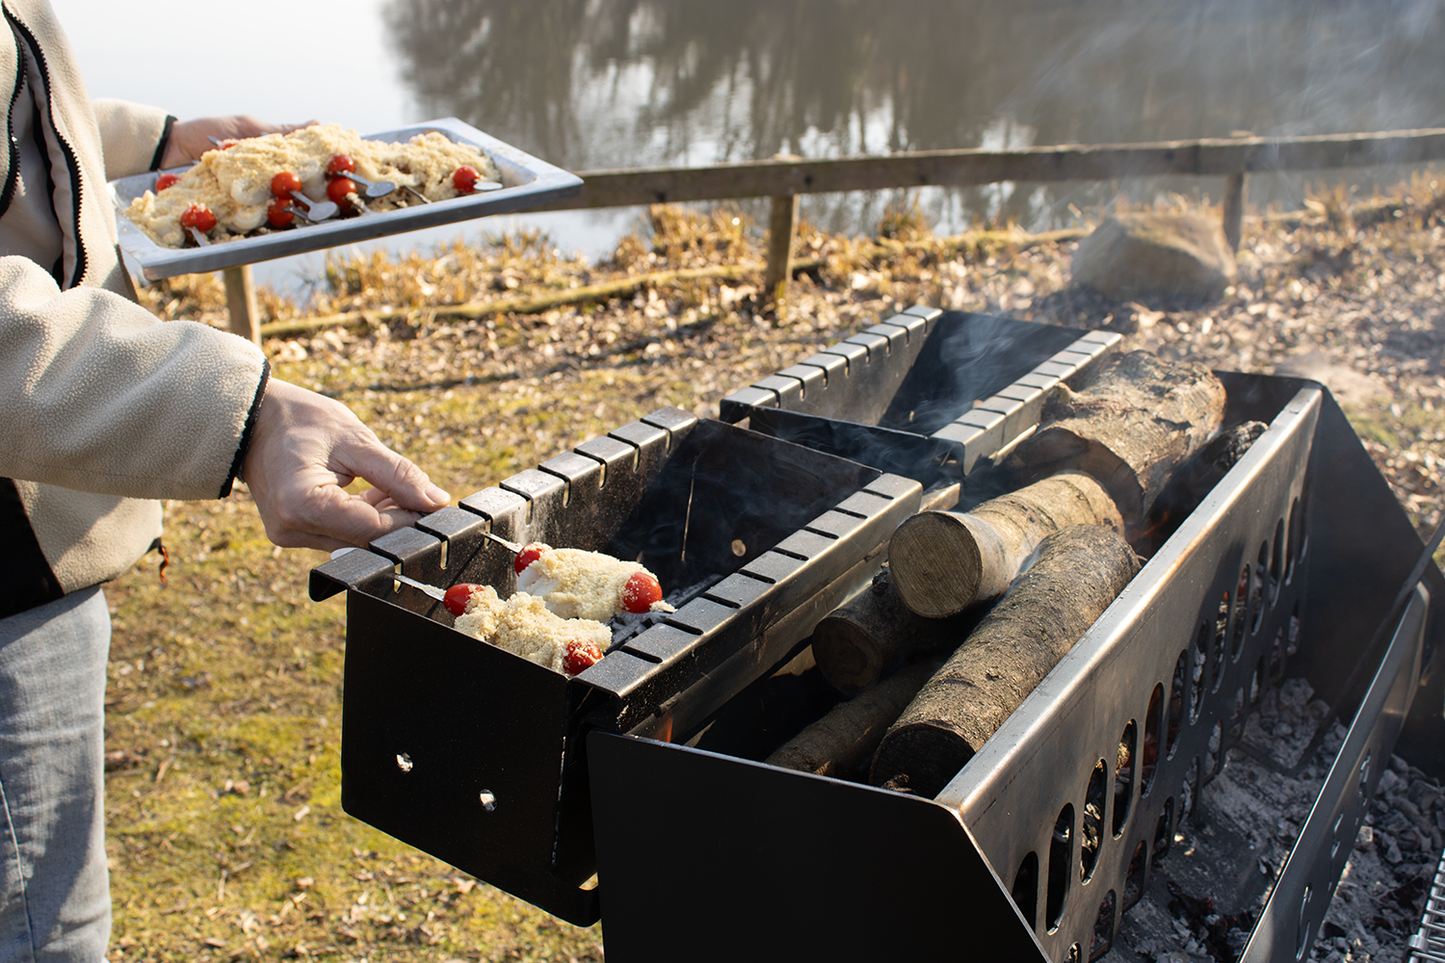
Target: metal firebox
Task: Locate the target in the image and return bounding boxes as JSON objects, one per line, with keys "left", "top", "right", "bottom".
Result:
{"left": 311, "top": 309, "right": 1445, "bottom": 962}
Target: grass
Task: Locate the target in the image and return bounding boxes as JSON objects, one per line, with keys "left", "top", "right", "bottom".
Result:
{"left": 103, "top": 189, "right": 1445, "bottom": 960}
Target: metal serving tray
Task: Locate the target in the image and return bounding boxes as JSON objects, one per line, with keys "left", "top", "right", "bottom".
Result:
{"left": 109, "top": 117, "right": 583, "bottom": 280}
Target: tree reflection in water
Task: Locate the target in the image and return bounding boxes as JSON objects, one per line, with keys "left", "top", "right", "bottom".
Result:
{"left": 383, "top": 0, "right": 1445, "bottom": 235}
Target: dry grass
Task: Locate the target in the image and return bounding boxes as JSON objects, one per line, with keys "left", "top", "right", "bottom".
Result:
{"left": 107, "top": 186, "right": 1445, "bottom": 961}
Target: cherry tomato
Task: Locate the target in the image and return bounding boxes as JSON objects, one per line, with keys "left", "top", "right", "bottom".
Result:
{"left": 514, "top": 542, "right": 548, "bottom": 574}
{"left": 327, "top": 177, "right": 358, "bottom": 206}
{"left": 620, "top": 571, "right": 663, "bottom": 613}
{"left": 266, "top": 198, "right": 295, "bottom": 228}
{"left": 155, "top": 172, "right": 179, "bottom": 191}
{"left": 178, "top": 204, "right": 217, "bottom": 233}
{"left": 452, "top": 165, "right": 481, "bottom": 193}
{"left": 562, "top": 638, "right": 603, "bottom": 676}
{"left": 442, "top": 583, "right": 482, "bottom": 617}
{"left": 270, "top": 171, "right": 303, "bottom": 198}
{"left": 327, "top": 154, "right": 355, "bottom": 175}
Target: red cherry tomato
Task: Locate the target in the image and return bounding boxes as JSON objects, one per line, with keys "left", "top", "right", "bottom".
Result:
{"left": 155, "top": 172, "right": 179, "bottom": 191}
{"left": 266, "top": 199, "right": 294, "bottom": 228}
{"left": 452, "top": 165, "right": 480, "bottom": 193}
{"left": 178, "top": 204, "right": 217, "bottom": 233}
{"left": 620, "top": 571, "right": 663, "bottom": 613}
{"left": 442, "top": 583, "right": 481, "bottom": 617}
{"left": 270, "top": 171, "right": 303, "bottom": 198}
{"left": 513, "top": 542, "right": 548, "bottom": 574}
{"left": 562, "top": 638, "right": 603, "bottom": 676}
{"left": 327, "top": 154, "right": 355, "bottom": 175}
{"left": 327, "top": 177, "right": 358, "bottom": 206}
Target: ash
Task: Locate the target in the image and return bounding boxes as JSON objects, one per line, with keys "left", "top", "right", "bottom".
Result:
{"left": 1101, "top": 678, "right": 1444, "bottom": 963}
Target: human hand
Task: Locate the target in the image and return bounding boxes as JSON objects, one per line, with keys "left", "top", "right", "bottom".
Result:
{"left": 240, "top": 379, "right": 450, "bottom": 552}
{"left": 161, "top": 115, "right": 317, "bottom": 168}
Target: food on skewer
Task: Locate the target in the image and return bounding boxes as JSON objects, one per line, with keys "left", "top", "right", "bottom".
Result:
{"left": 450, "top": 585, "right": 609, "bottom": 676}
{"left": 124, "top": 123, "right": 500, "bottom": 248}
{"left": 513, "top": 544, "right": 674, "bottom": 621}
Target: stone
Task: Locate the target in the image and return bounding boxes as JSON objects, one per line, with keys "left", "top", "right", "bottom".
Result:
{"left": 1072, "top": 212, "right": 1237, "bottom": 303}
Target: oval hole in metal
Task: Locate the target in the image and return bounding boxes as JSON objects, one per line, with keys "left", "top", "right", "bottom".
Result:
{"left": 1205, "top": 722, "right": 1222, "bottom": 777}
{"left": 1081, "top": 761, "right": 1106, "bottom": 882}
{"left": 1011, "top": 851, "right": 1039, "bottom": 931}
{"left": 1211, "top": 591, "right": 1229, "bottom": 692}
{"left": 1181, "top": 755, "right": 1200, "bottom": 818}
{"left": 1231, "top": 564, "right": 1250, "bottom": 660}
{"left": 1091, "top": 889, "right": 1117, "bottom": 961}
{"left": 1269, "top": 626, "right": 1288, "bottom": 683}
{"left": 1046, "top": 804, "right": 1075, "bottom": 933}
{"left": 1296, "top": 478, "right": 1312, "bottom": 563}
{"left": 1122, "top": 842, "right": 1147, "bottom": 911}
{"left": 1166, "top": 650, "right": 1187, "bottom": 760}
{"left": 1287, "top": 495, "right": 1303, "bottom": 584}
{"left": 1190, "top": 622, "right": 1208, "bottom": 724}
{"left": 1113, "top": 721, "right": 1136, "bottom": 838}
{"left": 1251, "top": 541, "right": 1269, "bottom": 634}
{"left": 1141, "top": 684, "right": 1163, "bottom": 798}
{"left": 1270, "top": 517, "right": 1285, "bottom": 606}
{"left": 1153, "top": 796, "right": 1175, "bottom": 861}
{"left": 730, "top": 539, "right": 747, "bottom": 557}
{"left": 1228, "top": 687, "right": 1247, "bottom": 743}
{"left": 1065, "top": 942, "right": 1082, "bottom": 963}
{"left": 1295, "top": 883, "right": 1312, "bottom": 960}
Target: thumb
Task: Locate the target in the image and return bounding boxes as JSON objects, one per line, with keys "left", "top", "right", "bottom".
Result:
{"left": 339, "top": 433, "right": 450, "bottom": 513}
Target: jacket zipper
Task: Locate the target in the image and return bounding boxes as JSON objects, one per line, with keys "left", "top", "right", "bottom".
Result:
{"left": 5, "top": 6, "right": 87, "bottom": 289}
{"left": 0, "top": 18, "right": 23, "bottom": 220}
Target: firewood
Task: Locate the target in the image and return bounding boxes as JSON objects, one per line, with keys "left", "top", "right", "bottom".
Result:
{"left": 871, "top": 525, "right": 1142, "bottom": 798}
{"left": 1007, "top": 351, "right": 1227, "bottom": 527}
{"left": 812, "top": 567, "right": 983, "bottom": 694}
{"left": 887, "top": 470, "right": 1123, "bottom": 620}
{"left": 1133, "top": 420, "right": 1268, "bottom": 554}
{"left": 765, "top": 660, "right": 940, "bottom": 780}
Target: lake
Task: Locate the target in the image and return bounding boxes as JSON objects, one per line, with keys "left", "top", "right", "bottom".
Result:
{"left": 63, "top": 0, "right": 1445, "bottom": 297}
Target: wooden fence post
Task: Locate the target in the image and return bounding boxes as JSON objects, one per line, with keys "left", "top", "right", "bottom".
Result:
{"left": 1222, "top": 172, "right": 1247, "bottom": 252}
{"left": 764, "top": 193, "right": 800, "bottom": 317}
{"left": 223, "top": 265, "right": 261, "bottom": 346}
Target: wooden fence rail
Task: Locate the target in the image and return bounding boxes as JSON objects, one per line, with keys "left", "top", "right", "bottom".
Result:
{"left": 225, "top": 128, "right": 1445, "bottom": 336}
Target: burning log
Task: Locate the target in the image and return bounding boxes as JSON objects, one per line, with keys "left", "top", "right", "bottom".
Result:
{"left": 1006, "top": 351, "right": 1227, "bottom": 527}
{"left": 871, "top": 525, "right": 1142, "bottom": 798}
{"left": 887, "top": 470, "right": 1123, "bottom": 620}
{"left": 765, "top": 660, "right": 940, "bottom": 780}
{"left": 811, "top": 567, "right": 983, "bottom": 694}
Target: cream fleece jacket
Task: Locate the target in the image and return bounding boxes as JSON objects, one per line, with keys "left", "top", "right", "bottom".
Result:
{"left": 0, "top": 0, "right": 268, "bottom": 617}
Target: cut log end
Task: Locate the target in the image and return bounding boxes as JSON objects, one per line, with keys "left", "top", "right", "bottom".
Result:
{"left": 889, "top": 511, "right": 986, "bottom": 619}
{"left": 869, "top": 721, "right": 976, "bottom": 799}
{"left": 812, "top": 617, "right": 888, "bottom": 693}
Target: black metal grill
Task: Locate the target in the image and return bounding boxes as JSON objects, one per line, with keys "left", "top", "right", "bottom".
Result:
{"left": 310, "top": 308, "right": 1445, "bottom": 962}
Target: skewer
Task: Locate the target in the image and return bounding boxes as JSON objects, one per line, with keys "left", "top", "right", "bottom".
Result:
{"left": 392, "top": 571, "right": 446, "bottom": 602}
{"left": 483, "top": 531, "right": 523, "bottom": 553}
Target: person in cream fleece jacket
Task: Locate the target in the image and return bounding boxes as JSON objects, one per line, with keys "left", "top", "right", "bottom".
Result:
{"left": 0, "top": 2, "right": 451, "bottom": 958}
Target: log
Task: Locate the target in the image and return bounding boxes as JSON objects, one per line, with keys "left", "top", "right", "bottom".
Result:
{"left": 765, "top": 660, "right": 940, "bottom": 780}
{"left": 812, "top": 567, "right": 983, "bottom": 694}
{"left": 871, "top": 525, "right": 1142, "bottom": 798}
{"left": 1133, "top": 420, "right": 1268, "bottom": 555}
{"left": 888, "top": 470, "right": 1123, "bottom": 620}
{"left": 1006, "top": 351, "right": 1227, "bottom": 527}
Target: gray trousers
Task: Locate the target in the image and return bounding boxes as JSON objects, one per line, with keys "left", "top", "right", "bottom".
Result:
{"left": 0, "top": 588, "right": 110, "bottom": 962}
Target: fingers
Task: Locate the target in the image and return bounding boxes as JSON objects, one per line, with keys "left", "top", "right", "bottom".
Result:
{"left": 332, "top": 431, "right": 450, "bottom": 515}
